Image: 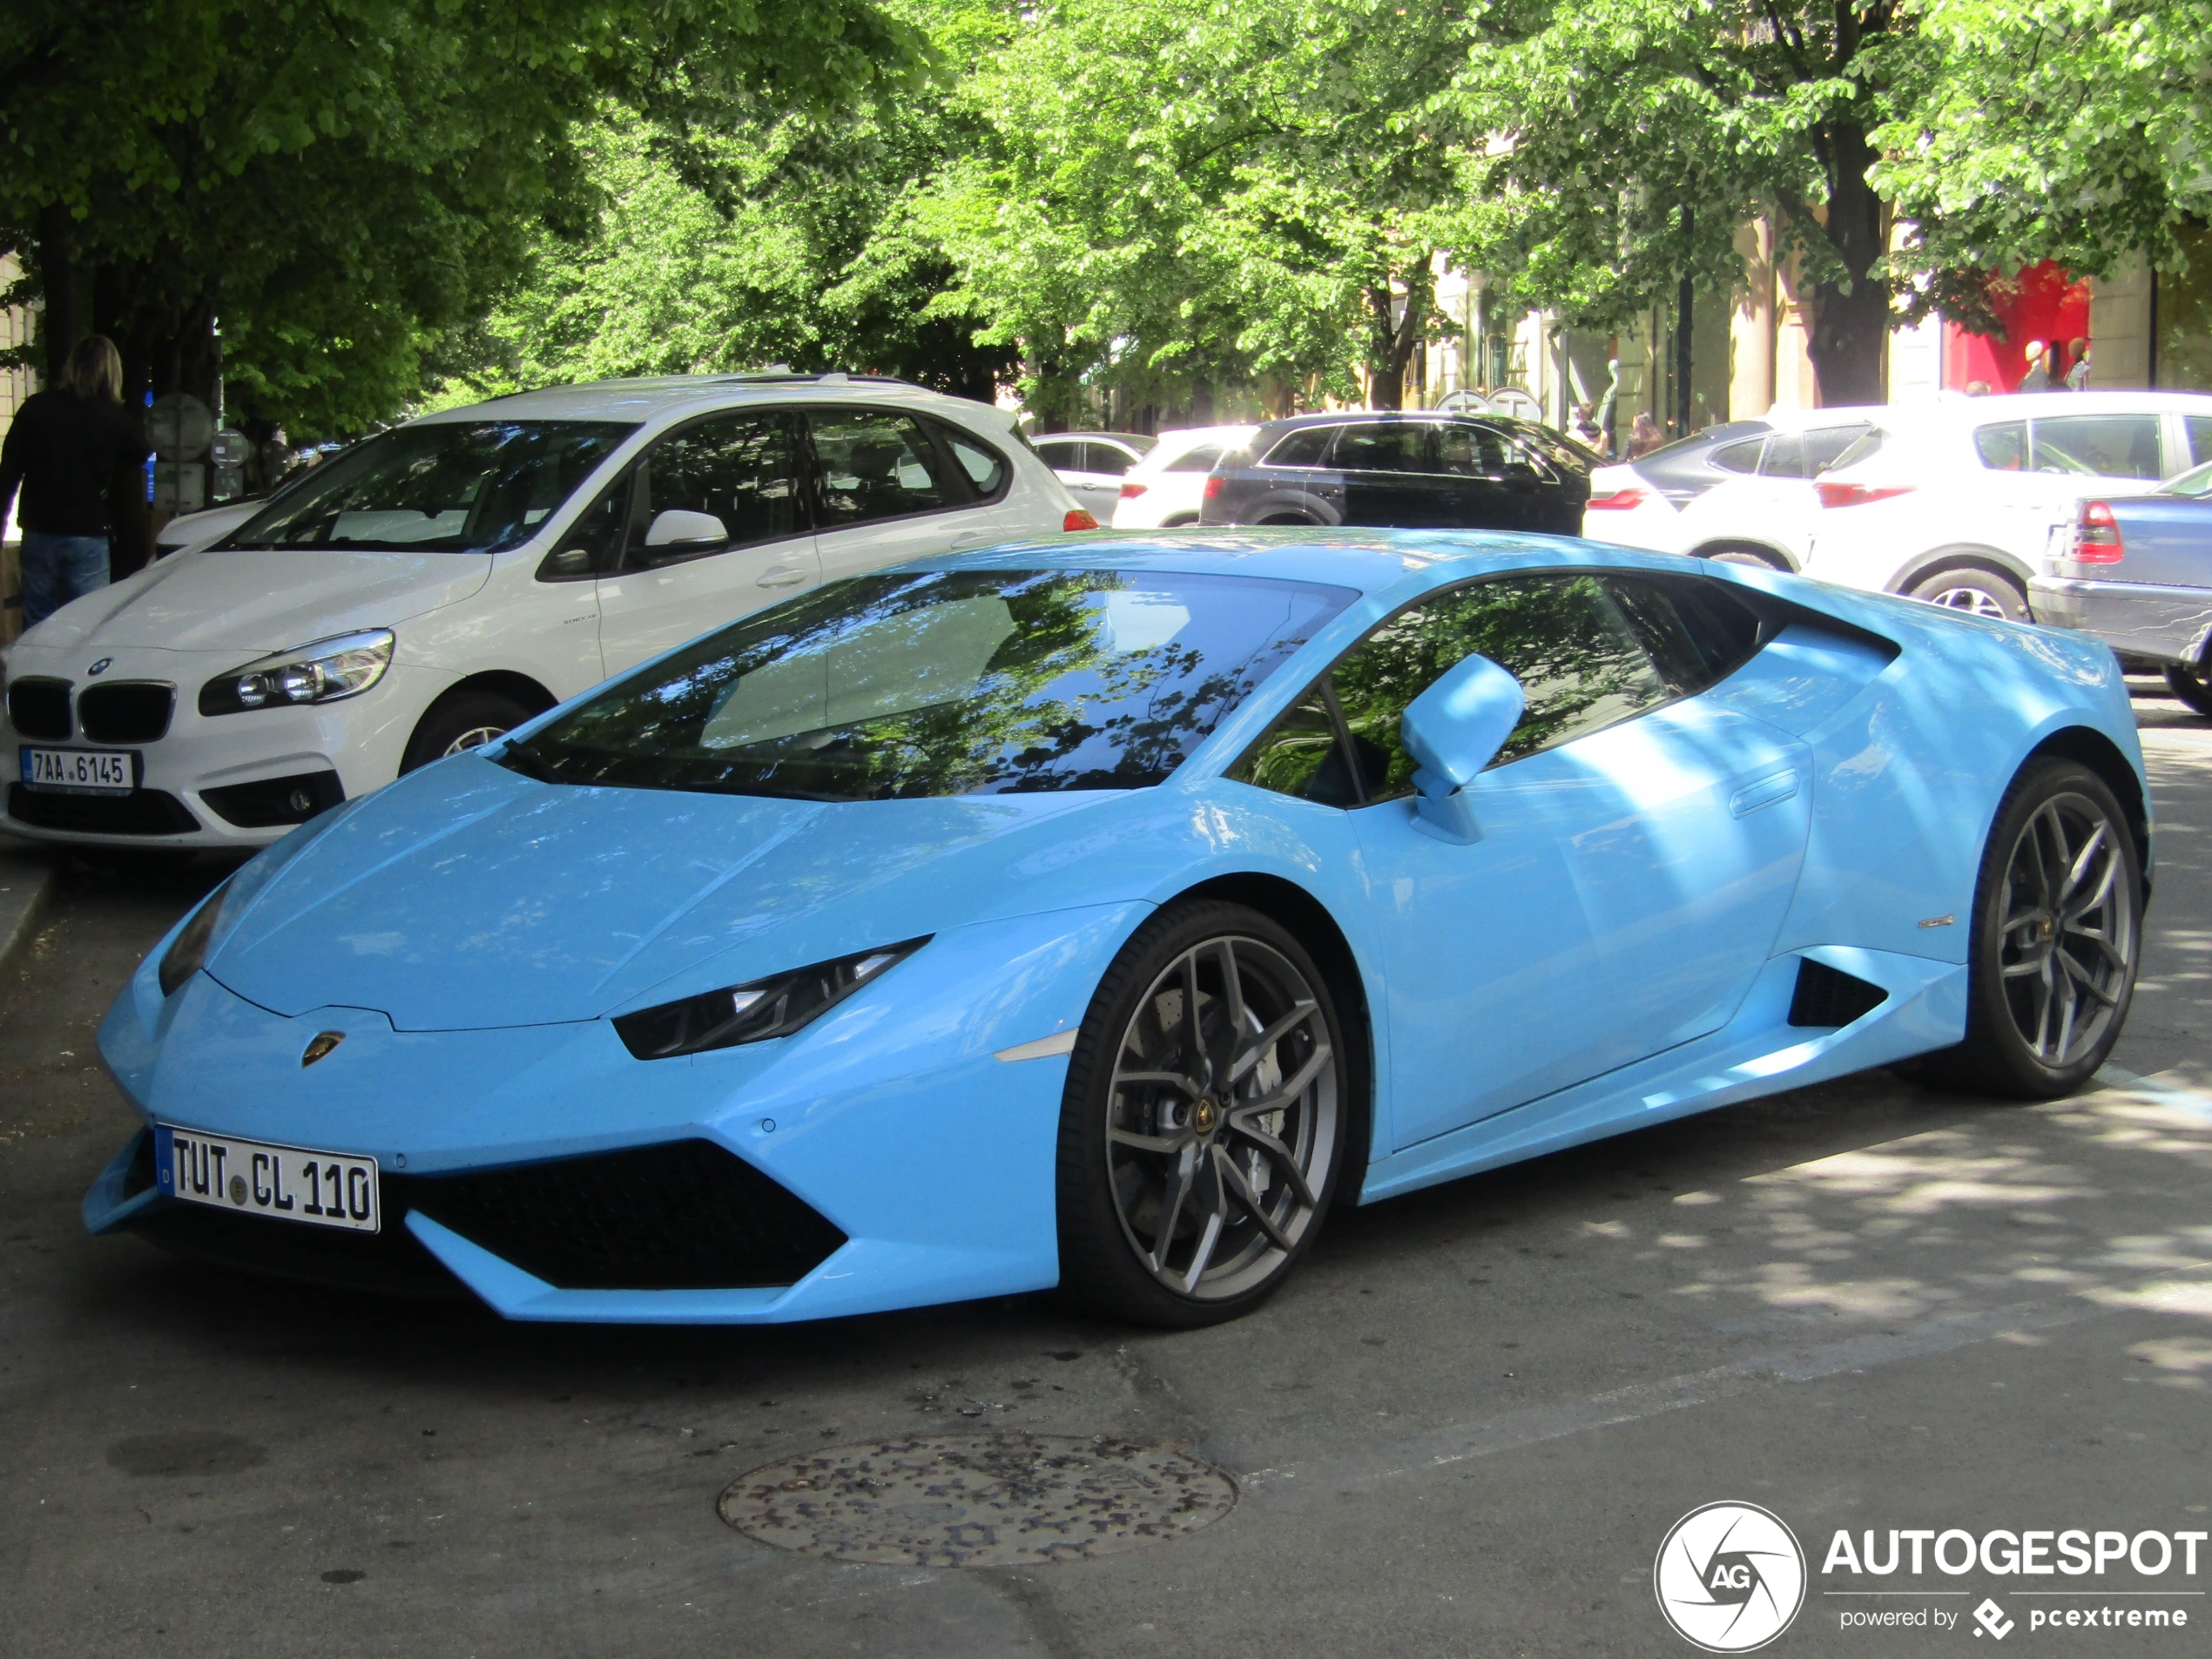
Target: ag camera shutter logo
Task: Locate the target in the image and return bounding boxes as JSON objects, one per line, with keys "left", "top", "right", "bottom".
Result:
{"left": 1655, "top": 1501, "right": 1808, "bottom": 1652}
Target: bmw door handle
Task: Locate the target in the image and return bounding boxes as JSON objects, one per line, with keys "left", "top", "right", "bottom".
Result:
{"left": 755, "top": 565, "right": 808, "bottom": 589}
{"left": 950, "top": 530, "right": 987, "bottom": 548}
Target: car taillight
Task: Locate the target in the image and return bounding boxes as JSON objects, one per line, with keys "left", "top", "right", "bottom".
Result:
{"left": 1816, "top": 482, "right": 1915, "bottom": 509}
{"left": 2073, "top": 500, "right": 2124, "bottom": 563}
{"left": 1203, "top": 476, "right": 1225, "bottom": 499}
{"left": 1585, "top": 486, "right": 1648, "bottom": 511}
{"left": 1063, "top": 508, "right": 1099, "bottom": 531}
{"left": 1118, "top": 482, "right": 1147, "bottom": 499}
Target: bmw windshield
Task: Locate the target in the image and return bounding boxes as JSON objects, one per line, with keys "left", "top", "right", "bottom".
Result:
{"left": 225, "top": 421, "right": 635, "bottom": 553}
{"left": 505, "top": 568, "right": 1354, "bottom": 801}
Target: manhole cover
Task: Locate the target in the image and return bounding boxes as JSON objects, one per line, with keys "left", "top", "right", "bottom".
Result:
{"left": 717, "top": 1431, "right": 1238, "bottom": 1567}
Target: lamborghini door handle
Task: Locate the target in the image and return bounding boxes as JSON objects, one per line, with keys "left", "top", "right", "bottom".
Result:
{"left": 1729, "top": 768, "right": 1801, "bottom": 818}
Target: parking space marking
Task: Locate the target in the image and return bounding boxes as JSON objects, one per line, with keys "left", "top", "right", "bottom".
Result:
{"left": 2095, "top": 1065, "right": 2212, "bottom": 1125}
{"left": 1236, "top": 1282, "right": 2202, "bottom": 1505}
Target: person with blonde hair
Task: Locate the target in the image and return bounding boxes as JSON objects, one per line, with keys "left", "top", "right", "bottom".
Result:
{"left": 0, "top": 334, "right": 151, "bottom": 626}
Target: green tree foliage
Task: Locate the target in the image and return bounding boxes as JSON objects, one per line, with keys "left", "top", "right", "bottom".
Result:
{"left": 452, "top": 0, "right": 1016, "bottom": 402}
{"left": 1459, "top": 0, "right": 1918, "bottom": 408}
{"left": 1872, "top": 0, "right": 2212, "bottom": 290}
{"left": 0, "top": 0, "right": 921, "bottom": 434}
{"left": 921, "top": 0, "right": 1480, "bottom": 416}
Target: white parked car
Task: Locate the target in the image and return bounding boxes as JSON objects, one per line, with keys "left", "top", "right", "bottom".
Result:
{"left": 1582, "top": 406, "right": 1886, "bottom": 570}
{"left": 1030, "top": 430, "right": 1156, "bottom": 521}
{"left": 150, "top": 447, "right": 356, "bottom": 559}
{"left": 1798, "top": 390, "right": 2212, "bottom": 619}
{"left": 2, "top": 374, "right": 1085, "bottom": 849}
{"left": 1109, "top": 424, "right": 1258, "bottom": 529}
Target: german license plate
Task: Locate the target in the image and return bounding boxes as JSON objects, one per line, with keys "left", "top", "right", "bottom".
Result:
{"left": 155, "top": 1125, "right": 381, "bottom": 1233}
{"left": 21, "top": 746, "right": 136, "bottom": 795}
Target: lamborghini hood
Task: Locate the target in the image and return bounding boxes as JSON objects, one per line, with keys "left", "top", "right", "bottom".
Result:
{"left": 200, "top": 755, "right": 1127, "bottom": 1030}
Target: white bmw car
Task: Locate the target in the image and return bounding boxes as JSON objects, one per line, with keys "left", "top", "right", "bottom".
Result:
{"left": 2, "top": 374, "right": 1089, "bottom": 849}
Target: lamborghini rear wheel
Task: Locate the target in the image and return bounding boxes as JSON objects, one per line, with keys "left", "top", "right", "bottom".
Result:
{"left": 1056, "top": 903, "right": 1346, "bottom": 1327}
{"left": 1921, "top": 759, "right": 2141, "bottom": 1098}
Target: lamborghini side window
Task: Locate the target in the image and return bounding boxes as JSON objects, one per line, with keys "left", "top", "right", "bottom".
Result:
{"left": 1603, "top": 575, "right": 1765, "bottom": 695}
{"left": 1325, "top": 575, "right": 1672, "bottom": 800}
{"left": 1227, "top": 678, "right": 1369, "bottom": 806}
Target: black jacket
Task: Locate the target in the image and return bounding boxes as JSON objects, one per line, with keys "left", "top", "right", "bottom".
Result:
{"left": 0, "top": 390, "right": 151, "bottom": 536}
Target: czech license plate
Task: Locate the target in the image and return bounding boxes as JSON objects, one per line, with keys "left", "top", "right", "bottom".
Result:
{"left": 155, "top": 1125, "right": 381, "bottom": 1233}
{"left": 21, "top": 746, "right": 136, "bottom": 795}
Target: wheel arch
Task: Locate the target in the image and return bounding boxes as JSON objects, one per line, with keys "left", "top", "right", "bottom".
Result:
{"left": 1689, "top": 537, "right": 1797, "bottom": 572}
{"left": 1892, "top": 545, "right": 2033, "bottom": 600}
{"left": 2023, "top": 725, "right": 2152, "bottom": 894}
{"left": 417, "top": 670, "right": 561, "bottom": 725}
{"left": 1170, "top": 871, "right": 1377, "bottom": 1198}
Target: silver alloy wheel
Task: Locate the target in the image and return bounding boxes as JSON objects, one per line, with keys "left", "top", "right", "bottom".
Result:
{"left": 1924, "top": 584, "right": 2009, "bottom": 619}
{"left": 1998, "top": 792, "right": 2137, "bottom": 1067}
{"left": 440, "top": 724, "right": 509, "bottom": 757}
{"left": 1104, "top": 935, "right": 1338, "bottom": 1301}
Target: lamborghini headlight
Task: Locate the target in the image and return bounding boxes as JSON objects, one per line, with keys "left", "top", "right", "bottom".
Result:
{"left": 158, "top": 879, "right": 233, "bottom": 996}
{"left": 612, "top": 938, "right": 931, "bottom": 1060}
{"left": 199, "top": 630, "right": 395, "bottom": 716}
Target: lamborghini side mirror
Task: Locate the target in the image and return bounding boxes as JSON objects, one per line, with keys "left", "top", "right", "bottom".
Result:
{"left": 1399, "top": 652, "right": 1525, "bottom": 844}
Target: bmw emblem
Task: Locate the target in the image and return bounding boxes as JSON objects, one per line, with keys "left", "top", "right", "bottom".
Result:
{"left": 87, "top": 658, "right": 111, "bottom": 676}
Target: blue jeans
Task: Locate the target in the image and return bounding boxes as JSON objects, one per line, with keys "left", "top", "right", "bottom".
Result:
{"left": 20, "top": 532, "right": 110, "bottom": 628}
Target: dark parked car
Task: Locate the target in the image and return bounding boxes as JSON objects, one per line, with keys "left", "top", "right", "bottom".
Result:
{"left": 1197, "top": 412, "right": 1594, "bottom": 535}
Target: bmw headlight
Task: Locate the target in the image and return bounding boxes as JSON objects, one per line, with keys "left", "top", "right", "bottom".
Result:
{"left": 613, "top": 938, "right": 930, "bottom": 1060}
{"left": 198, "top": 630, "right": 395, "bottom": 716}
{"left": 158, "top": 880, "right": 233, "bottom": 996}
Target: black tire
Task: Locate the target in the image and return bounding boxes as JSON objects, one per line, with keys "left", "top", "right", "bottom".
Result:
{"left": 1908, "top": 566, "right": 2028, "bottom": 622}
{"left": 1056, "top": 902, "right": 1349, "bottom": 1327}
{"left": 400, "top": 690, "right": 535, "bottom": 774}
{"left": 1257, "top": 514, "right": 1317, "bottom": 527}
{"left": 1706, "top": 547, "right": 1790, "bottom": 571}
{"left": 2165, "top": 662, "right": 2212, "bottom": 716}
{"left": 1918, "top": 759, "right": 2142, "bottom": 1099}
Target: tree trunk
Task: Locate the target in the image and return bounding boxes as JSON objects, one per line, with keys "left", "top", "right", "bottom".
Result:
{"left": 91, "top": 261, "right": 160, "bottom": 581}
{"left": 1804, "top": 118, "right": 1890, "bottom": 408}
{"left": 35, "top": 203, "right": 77, "bottom": 385}
{"left": 1365, "top": 259, "right": 1436, "bottom": 412}
{"left": 1675, "top": 273, "right": 1694, "bottom": 437}
{"left": 1365, "top": 286, "right": 1404, "bottom": 410}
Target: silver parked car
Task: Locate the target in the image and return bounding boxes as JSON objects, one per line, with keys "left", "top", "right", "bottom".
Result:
{"left": 2032, "top": 459, "right": 2212, "bottom": 711}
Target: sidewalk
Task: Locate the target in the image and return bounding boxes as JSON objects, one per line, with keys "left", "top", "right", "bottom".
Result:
{"left": 0, "top": 833, "right": 57, "bottom": 973}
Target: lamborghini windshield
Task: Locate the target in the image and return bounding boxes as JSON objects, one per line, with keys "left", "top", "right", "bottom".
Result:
{"left": 226, "top": 421, "right": 635, "bottom": 553}
{"left": 508, "top": 568, "right": 1354, "bottom": 800}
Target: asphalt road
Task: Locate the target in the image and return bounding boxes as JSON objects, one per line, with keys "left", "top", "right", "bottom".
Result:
{"left": 4, "top": 695, "right": 2211, "bottom": 1658}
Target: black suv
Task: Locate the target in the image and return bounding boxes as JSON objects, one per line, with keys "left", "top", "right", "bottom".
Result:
{"left": 1197, "top": 412, "right": 1594, "bottom": 535}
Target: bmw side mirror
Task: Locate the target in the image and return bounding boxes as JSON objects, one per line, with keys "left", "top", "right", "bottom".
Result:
{"left": 1399, "top": 653, "right": 1525, "bottom": 844}
{"left": 644, "top": 509, "right": 729, "bottom": 555}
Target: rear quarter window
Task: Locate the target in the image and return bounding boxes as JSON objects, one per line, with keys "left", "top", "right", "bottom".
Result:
{"left": 1974, "top": 421, "right": 2027, "bottom": 471}
{"left": 1163, "top": 443, "right": 1227, "bottom": 474}
{"left": 1262, "top": 427, "right": 1339, "bottom": 469}
{"left": 1710, "top": 438, "right": 1765, "bottom": 475}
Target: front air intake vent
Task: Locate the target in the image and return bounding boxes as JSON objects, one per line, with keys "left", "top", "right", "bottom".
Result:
{"left": 408, "top": 1139, "right": 846, "bottom": 1291}
{"left": 1787, "top": 959, "right": 1889, "bottom": 1028}
{"left": 6, "top": 678, "right": 71, "bottom": 739}
{"left": 78, "top": 682, "right": 176, "bottom": 744}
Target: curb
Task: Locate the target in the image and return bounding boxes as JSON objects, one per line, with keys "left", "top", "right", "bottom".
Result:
{"left": 0, "top": 837, "right": 57, "bottom": 974}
